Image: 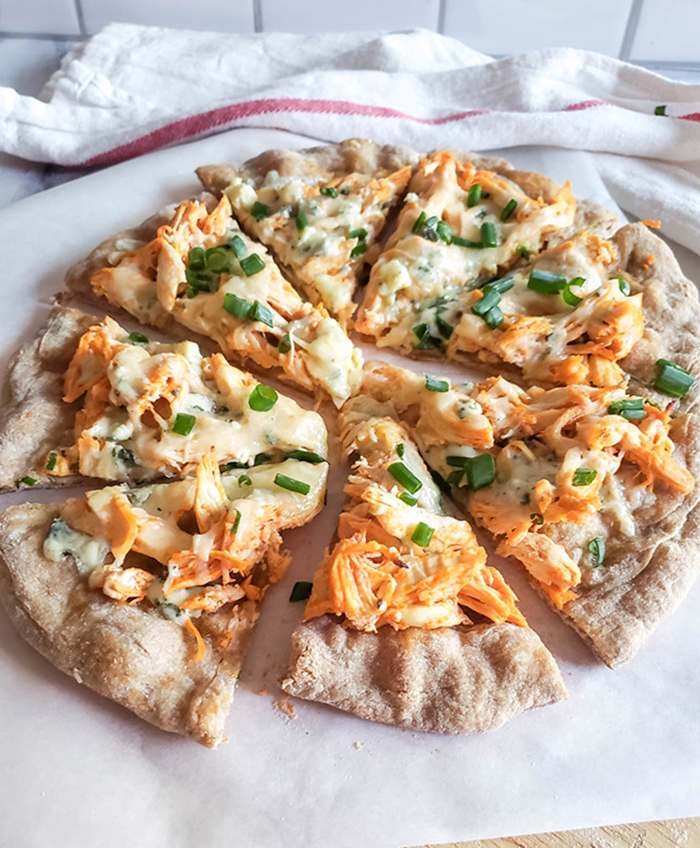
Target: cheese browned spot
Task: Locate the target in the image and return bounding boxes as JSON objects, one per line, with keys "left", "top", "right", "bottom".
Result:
{"left": 48, "top": 316, "right": 328, "bottom": 483}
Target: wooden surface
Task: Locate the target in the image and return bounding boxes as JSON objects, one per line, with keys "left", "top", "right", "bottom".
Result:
{"left": 413, "top": 817, "right": 700, "bottom": 847}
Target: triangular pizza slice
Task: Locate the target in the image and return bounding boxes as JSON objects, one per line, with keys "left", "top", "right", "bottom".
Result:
{"left": 0, "top": 450, "right": 327, "bottom": 747}
{"left": 0, "top": 306, "right": 327, "bottom": 491}
{"left": 282, "top": 409, "right": 566, "bottom": 733}
{"left": 196, "top": 139, "right": 418, "bottom": 325}
{"left": 66, "top": 194, "right": 362, "bottom": 407}
{"left": 356, "top": 361, "right": 700, "bottom": 667}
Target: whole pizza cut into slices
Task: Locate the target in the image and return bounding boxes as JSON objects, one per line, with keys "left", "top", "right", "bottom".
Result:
{"left": 0, "top": 449, "right": 328, "bottom": 747}
{"left": 0, "top": 306, "right": 328, "bottom": 491}
{"left": 282, "top": 410, "right": 566, "bottom": 733}
{"left": 196, "top": 138, "right": 418, "bottom": 324}
{"left": 353, "top": 361, "right": 700, "bottom": 667}
{"left": 66, "top": 193, "right": 362, "bottom": 406}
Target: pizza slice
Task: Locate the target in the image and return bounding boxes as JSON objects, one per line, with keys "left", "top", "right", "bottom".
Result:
{"left": 196, "top": 139, "right": 418, "bottom": 324}
{"left": 282, "top": 411, "right": 566, "bottom": 733}
{"left": 66, "top": 193, "right": 362, "bottom": 407}
{"left": 0, "top": 449, "right": 328, "bottom": 747}
{"left": 0, "top": 306, "right": 327, "bottom": 491}
{"left": 356, "top": 361, "right": 700, "bottom": 667}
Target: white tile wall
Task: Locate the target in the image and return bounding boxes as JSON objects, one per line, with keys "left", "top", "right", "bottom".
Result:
{"left": 260, "top": 0, "right": 439, "bottom": 33}
{"left": 81, "top": 0, "right": 255, "bottom": 35}
{"left": 0, "top": 0, "right": 80, "bottom": 35}
{"left": 630, "top": 0, "right": 700, "bottom": 63}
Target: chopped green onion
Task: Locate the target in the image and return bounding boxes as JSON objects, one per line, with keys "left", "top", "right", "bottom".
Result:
{"left": 388, "top": 462, "right": 423, "bottom": 494}
{"left": 295, "top": 213, "right": 308, "bottom": 231}
{"left": 588, "top": 536, "right": 605, "bottom": 567}
{"left": 501, "top": 199, "right": 518, "bottom": 222}
{"left": 348, "top": 228, "right": 368, "bottom": 240}
{"left": 274, "top": 473, "right": 311, "bottom": 495}
{"left": 398, "top": 491, "right": 418, "bottom": 506}
{"left": 340, "top": 187, "right": 350, "bottom": 195}
{"left": 481, "top": 221, "right": 498, "bottom": 248}
{"left": 223, "top": 460, "right": 248, "bottom": 470}
{"left": 188, "top": 246, "right": 206, "bottom": 271}
{"left": 223, "top": 293, "right": 252, "bottom": 319}
{"left": 425, "top": 375, "right": 450, "bottom": 392}
{"left": 248, "top": 384, "right": 278, "bottom": 412}
{"left": 45, "top": 452, "right": 58, "bottom": 471}
{"left": 530, "top": 512, "right": 544, "bottom": 526}
{"left": 277, "top": 334, "right": 291, "bottom": 354}
{"left": 412, "top": 211, "right": 426, "bottom": 234}
{"left": 239, "top": 474, "right": 252, "bottom": 487}
{"left": 230, "top": 509, "right": 241, "bottom": 535}
{"left": 471, "top": 287, "right": 501, "bottom": 317}
{"left": 467, "top": 183, "right": 482, "bottom": 207}
{"left": 572, "top": 467, "right": 597, "bottom": 486}
{"left": 528, "top": 269, "right": 567, "bottom": 294}
{"left": 350, "top": 241, "right": 366, "bottom": 258}
{"left": 435, "top": 315, "right": 454, "bottom": 339}
{"left": 253, "top": 452, "right": 271, "bottom": 466}
{"left": 484, "top": 276, "right": 514, "bottom": 294}
{"left": 172, "top": 413, "right": 196, "bottom": 436}
{"left": 286, "top": 449, "right": 326, "bottom": 464}
{"left": 517, "top": 245, "right": 531, "bottom": 259}
{"left": 251, "top": 201, "right": 271, "bottom": 220}
{"left": 411, "top": 521, "right": 435, "bottom": 547}
{"left": 15, "top": 476, "right": 37, "bottom": 487}
{"left": 617, "top": 276, "right": 631, "bottom": 296}
{"left": 446, "top": 455, "right": 469, "bottom": 467}
{"left": 446, "top": 469, "right": 465, "bottom": 486}
{"left": 608, "top": 398, "right": 646, "bottom": 420}
{"left": 483, "top": 305, "right": 504, "bottom": 329}
{"left": 654, "top": 105, "right": 667, "bottom": 116}
{"left": 562, "top": 279, "right": 584, "bottom": 307}
{"left": 451, "top": 236, "right": 483, "bottom": 249}
{"left": 240, "top": 253, "right": 265, "bottom": 277}
{"left": 127, "top": 332, "right": 149, "bottom": 346}
{"left": 185, "top": 268, "right": 216, "bottom": 295}
{"left": 206, "top": 246, "right": 232, "bottom": 274}
{"left": 465, "top": 454, "right": 496, "bottom": 490}
{"left": 250, "top": 300, "right": 274, "bottom": 327}
{"left": 396, "top": 443, "right": 405, "bottom": 459}
{"left": 289, "top": 581, "right": 313, "bottom": 602}
{"left": 320, "top": 186, "right": 338, "bottom": 198}
{"left": 412, "top": 323, "right": 442, "bottom": 350}
{"left": 654, "top": 359, "right": 695, "bottom": 398}
{"left": 436, "top": 220, "right": 453, "bottom": 243}
{"left": 228, "top": 234, "right": 247, "bottom": 258}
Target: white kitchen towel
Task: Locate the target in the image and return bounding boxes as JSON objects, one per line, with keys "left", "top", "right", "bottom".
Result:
{"left": 1, "top": 25, "right": 699, "bottom": 253}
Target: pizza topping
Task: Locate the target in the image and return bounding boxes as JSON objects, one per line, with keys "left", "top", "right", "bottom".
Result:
{"left": 654, "top": 359, "right": 695, "bottom": 398}
{"left": 47, "top": 317, "right": 327, "bottom": 482}
{"left": 91, "top": 196, "right": 362, "bottom": 406}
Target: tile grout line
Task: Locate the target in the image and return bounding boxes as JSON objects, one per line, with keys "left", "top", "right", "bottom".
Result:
{"left": 437, "top": 0, "right": 447, "bottom": 35}
{"left": 0, "top": 31, "right": 84, "bottom": 41}
{"left": 74, "top": 0, "right": 88, "bottom": 37}
{"left": 253, "top": 0, "right": 263, "bottom": 33}
{"left": 618, "top": 0, "right": 645, "bottom": 61}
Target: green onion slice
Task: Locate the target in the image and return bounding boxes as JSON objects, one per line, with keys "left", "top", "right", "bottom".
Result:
{"left": 289, "top": 581, "right": 313, "bottom": 602}
{"left": 588, "top": 536, "right": 605, "bottom": 566}
{"left": 223, "top": 293, "right": 252, "bottom": 319}
{"left": 436, "top": 220, "right": 453, "bottom": 243}
{"left": 654, "top": 105, "right": 667, "bottom": 116}
{"left": 16, "top": 476, "right": 37, "bottom": 487}
{"left": 320, "top": 186, "right": 339, "bottom": 198}
{"left": 562, "top": 279, "right": 584, "bottom": 307}
{"left": 228, "top": 234, "right": 247, "bottom": 258}
{"left": 412, "top": 211, "right": 426, "bottom": 234}
{"left": 466, "top": 454, "right": 496, "bottom": 490}
{"left": 467, "top": 183, "right": 482, "bottom": 207}
{"left": 248, "top": 384, "right": 278, "bottom": 412}
{"left": 350, "top": 241, "right": 366, "bottom": 258}
{"left": 45, "top": 452, "right": 58, "bottom": 471}
{"left": 572, "top": 467, "right": 597, "bottom": 486}
{"left": 230, "top": 509, "right": 241, "bottom": 535}
{"left": 295, "top": 213, "right": 308, "bottom": 231}
{"left": 128, "top": 331, "right": 149, "bottom": 345}
{"left": 223, "top": 460, "right": 248, "bottom": 470}
{"left": 251, "top": 201, "right": 271, "bottom": 221}
{"left": 172, "top": 413, "right": 196, "bottom": 436}
{"left": 274, "top": 473, "right": 311, "bottom": 495}
{"left": 481, "top": 221, "right": 498, "bottom": 248}
{"left": 188, "top": 246, "right": 206, "bottom": 271}
{"left": 435, "top": 316, "right": 453, "bottom": 339}
{"left": 471, "top": 288, "right": 501, "bottom": 317}
{"left": 206, "top": 246, "right": 232, "bottom": 274}
{"left": 617, "top": 276, "right": 631, "bottom": 296}
{"left": 398, "top": 491, "right": 418, "bottom": 506}
{"left": 484, "top": 276, "right": 514, "bottom": 294}
{"left": 446, "top": 469, "right": 465, "bottom": 486}
{"left": 412, "top": 323, "right": 442, "bottom": 350}
{"left": 277, "top": 334, "right": 292, "bottom": 355}
{"left": 528, "top": 269, "right": 567, "bottom": 294}
{"left": 530, "top": 512, "right": 544, "bottom": 526}
{"left": 483, "top": 305, "right": 504, "bottom": 329}
{"left": 500, "top": 199, "right": 518, "bottom": 222}
{"left": 446, "top": 455, "right": 469, "bottom": 467}
{"left": 517, "top": 245, "right": 531, "bottom": 259}
{"left": 608, "top": 398, "right": 646, "bottom": 420}
{"left": 253, "top": 452, "right": 271, "bottom": 466}
{"left": 286, "top": 449, "right": 326, "bottom": 464}
{"left": 425, "top": 375, "right": 450, "bottom": 392}
{"left": 250, "top": 300, "right": 274, "bottom": 327}
{"left": 411, "top": 521, "right": 435, "bottom": 547}
{"left": 452, "top": 236, "right": 483, "bottom": 249}
{"left": 348, "top": 228, "right": 368, "bottom": 240}
{"left": 396, "top": 443, "right": 405, "bottom": 459}
{"left": 388, "top": 462, "right": 423, "bottom": 494}
{"left": 239, "top": 474, "right": 253, "bottom": 487}
{"left": 240, "top": 253, "right": 265, "bottom": 277}
{"left": 654, "top": 359, "right": 695, "bottom": 398}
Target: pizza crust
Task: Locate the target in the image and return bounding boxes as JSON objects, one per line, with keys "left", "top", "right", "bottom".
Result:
{"left": 282, "top": 615, "right": 566, "bottom": 734}
{"left": 0, "top": 502, "right": 259, "bottom": 747}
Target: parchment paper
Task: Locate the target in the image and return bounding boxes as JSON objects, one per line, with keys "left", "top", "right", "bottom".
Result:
{"left": 1, "top": 129, "right": 699, "bottom": 848}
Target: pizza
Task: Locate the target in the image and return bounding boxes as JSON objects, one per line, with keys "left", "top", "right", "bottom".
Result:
{"left": 282, "top": 410, "right": 566, "bottom": 731}
{"left": 1, "top": 138, "right": 699, "bottom": 745}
